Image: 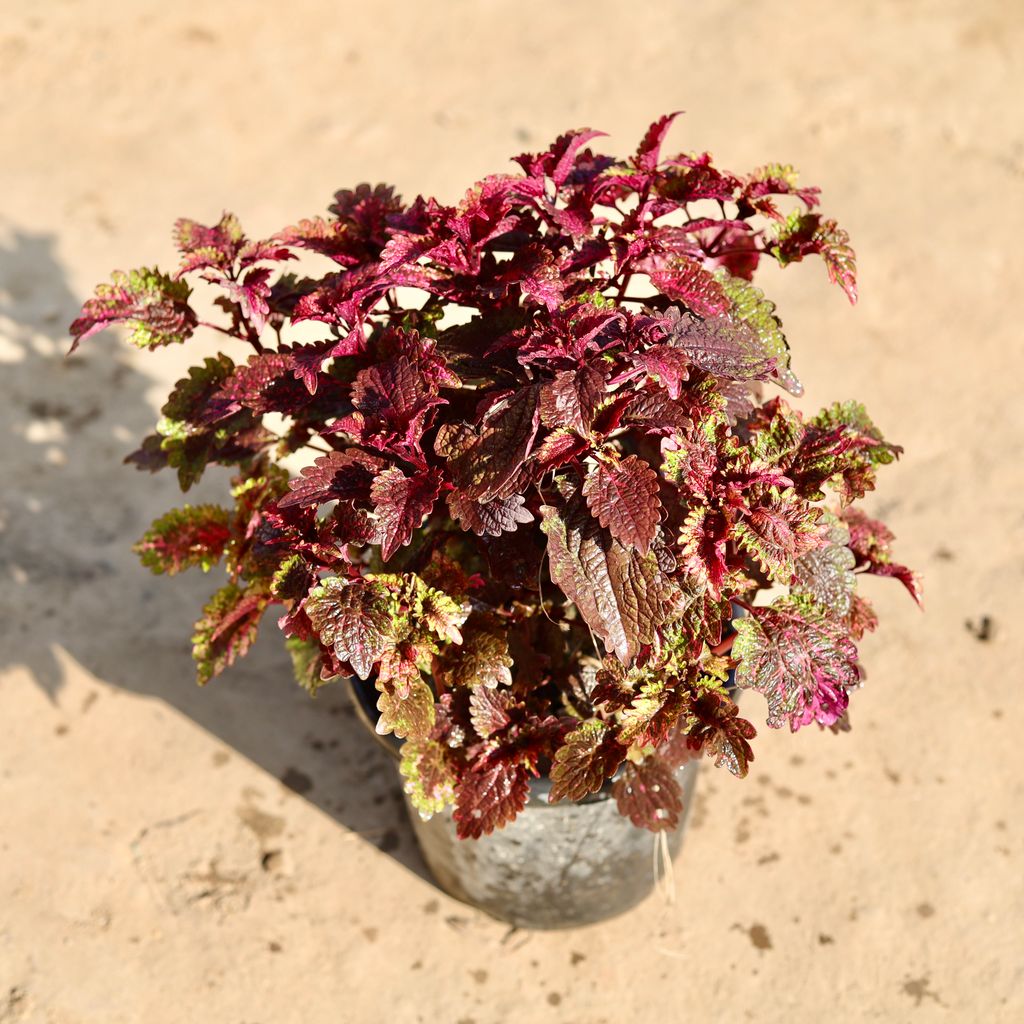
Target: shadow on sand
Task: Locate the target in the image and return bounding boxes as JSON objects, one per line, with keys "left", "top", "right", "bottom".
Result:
{"left": 0, "top": 228, "right": 431, "bottom": 882}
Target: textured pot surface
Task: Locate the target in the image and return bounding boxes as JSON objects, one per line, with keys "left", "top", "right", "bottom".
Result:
{"left": 406, "top": 765, "right": 699, "bottom": 929}
{"left": 349, "top": 676, "right": 699, "bottom": 928}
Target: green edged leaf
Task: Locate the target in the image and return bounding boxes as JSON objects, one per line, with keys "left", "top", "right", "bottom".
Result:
{"left": 134, "top": 504, "right": 231, "bottom": 575}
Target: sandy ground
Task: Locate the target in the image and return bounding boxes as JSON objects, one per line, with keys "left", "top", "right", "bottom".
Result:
{"left": 1, "top": 1, "right": 1022, "bottom": 1021}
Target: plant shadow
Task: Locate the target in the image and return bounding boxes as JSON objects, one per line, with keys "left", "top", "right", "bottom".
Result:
{"left": 0, "top": 227, "right": 431, "bottom": 883}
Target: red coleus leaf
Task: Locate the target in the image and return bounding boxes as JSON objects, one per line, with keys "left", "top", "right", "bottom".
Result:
{"left": 514, "top": 127, "right": 608, "bottom": 186}
{"left": 733, "top": 598, "right": 860, "bottom": 731}
{"left": 447, "top": 490, "right": 534, "bottom": 538}
{"left": 662, "top": 309, "right": 778, "bottom": 382}
{"left": 539, "top": 363, "right": 606, "bottom": 434}
{"left": 369, "top": 467, "right": 441, "bottom": 562}
{"left": 677, "top": 505, "right": 731, "bottom": 600}
{"left": 454, "top": 761, "right": 531, "bottom": 839}
{"left": 207, "top": 351, "right": 318, "bottom": 420}
{"left": 280, "top": 449, "right": 384, "bottom": 509}
{"left": 223, "top": 266, "right": 273, "bottom": 333}
{"left": 192, "top": 583, "right": 270, "bottom": 685}
{"left": 633, "top": 111, "right": 682, "bottom": 171}
{"left": 582, "top": 454, "right": 662, "bottom": 555}
{"left": 842, "top": 507, "right": 921, "bottom": 604}
{"left": 438, "top": 384, "right": 541, "bottom": 501}
{"left": 70, "top": 268, "right": 196, "bottom": 351}
{"left": 643, "top": 257, "right": 731, "bottom": 318}
{"left": 134, "top": 504, "right": 231, "bottom": 576}
{"left": 469, "top": 686, "right": 514, "bottom": 739}
{"left": 612, "top": 757, "right": 683, "bottom": 832}
{"left": 773, "top": 212, "right": 857, "bottom": 304}
{"left": 305, "top": 576, "right": 395, "bottom": 679}
{"left": 631, "top": 345, "right": 691, "bottom": 400}
{"left": 540, "top": 492, "right": 675, "bottom": 663}
{"left": 687, "top": 691, "right": 756, "bottom": 778}
{"left": 549, "top": 720, "right": 626, "bottom": 803}
{"left": 734, "top": 491, "right": 822, "bottom": 584}
{"left": 173, "top": 212, "right": 245, "bottom": 276}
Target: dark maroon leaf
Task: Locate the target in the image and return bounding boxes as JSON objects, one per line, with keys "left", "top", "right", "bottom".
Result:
{"left": 549, "top": 720, "right": 626, "bottom": 803}
{"left": 280, "top": 449, "right": 384, "bottom": 509}
{"left": 447, "top": 491, "right": 534, "bottom": 537}
{"left": 454, "top": 761, "right": 530, "bottom": 839}
{"left": 582, "top": 455, "right": 662, "bottom": 555}
{"left": 369, "top": 467, "right": 441, "bottom": 561}
{"left": 540, "top": 492, "right": 674, "bottom": 663}
{"left": 613, "top": 757, "right": 683, "bottom": 832}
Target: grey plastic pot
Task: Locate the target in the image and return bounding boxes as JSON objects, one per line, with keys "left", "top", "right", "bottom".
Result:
{"left": 349, "top": 677, "right": 699, "bottom": 929}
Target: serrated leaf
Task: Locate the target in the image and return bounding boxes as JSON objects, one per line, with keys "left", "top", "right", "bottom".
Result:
{"left": 842, "top": 507, "right": 921, "bottom": 604}
{"left": 376, "top": 677, "right": 435, "bottom": 740}
{"left": 454, "top": 761, "right": 531, "bottom": 839}
{"left": 714, "top": 270, "right": 801, "bottom": 395}
{"left": 134, "top": 505, "right": 231, "bottom": 575}
{"left": 400, "top": 739, "right": 457, "bottom": 817}
{"left": 370, "top": 467, "right": 441, "bottom": 561}
{"left": 162, "top": 354, "right": 236, "bottom": 423}
{"left": 646, "top": 257, "right": 730, "bottom": 318}
{"left": 687, "top": 691, "right": 756, "bottom": 777}
{"left": 192, "top": 583, "right": 269, "bottom": 686}
{"left": 732, "top": 598, "right": 859, "bottom": 731}
{"left": 447, "top": 490, "right": 534, "bottom": 537}
{"left": 541, "top": 493, "right": 674, "bottom": 663}
{"left": 70, "top": 268, "right": 197, "bottom": 351}
{"left": 539, "top": 364, "right": 606, "bottom": 434}
{"left": 582, "top": 454, "right": 662, "bottom": 555}
{"left": 469, "top": 686, "right": 513, "bottom": 739}
{"left": 440, "top": 385, "right": 541, "bottom": 501}
{"left": 548, "top": 720, "right": 626, "bottom": 803}
{"left": 286, "top": 635, "right": 336, "bottom": 696}
{"left": 664, "top": 309, "right": 778, "bottom": 382}
{"left": 280, "top": 449, "right": 384, "bottom": 509}
{"left": 792, "top": 521, "right": 857, "bottom": 617}
{"left": 612, "top": 757, "right": 682, "bottom": 832}
{"left": 772, "top": 211, "right": 857, "bottom": 304}
{"left": 305, "top": 576, "right": 395, "bottom": 679}
{"left": 734, "top": 492, "right": 822, "bottom": 583}
{"left": 432, "top": 616, "right": 513, "bottom": 690}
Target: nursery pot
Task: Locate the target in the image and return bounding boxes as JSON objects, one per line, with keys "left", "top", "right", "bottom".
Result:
{"left": 349, "top": 677, "right": 700, "bottom": 930}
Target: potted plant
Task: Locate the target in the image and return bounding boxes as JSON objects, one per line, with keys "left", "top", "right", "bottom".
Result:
{"left": 70, "top": 115, "right": 918, "bottom": 928}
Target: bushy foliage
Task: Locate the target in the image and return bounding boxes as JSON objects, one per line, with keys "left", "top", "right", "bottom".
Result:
{"left": 72, "top": 116, "right": 917, "bottom": 838}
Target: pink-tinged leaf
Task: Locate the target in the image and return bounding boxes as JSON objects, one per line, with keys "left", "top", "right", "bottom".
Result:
{"left": 773, "top": 212, "right": 858, "bottom": 304}
{"left": 644, "top": 257, "right": 730, "bottom": 318}
{"left": 469, "top": 686, "right": 513, "bottom": 739}
{"left": 663, "top": 309, "right": 777, "bottom": 382}
{"left": 369, "top": 467, "right": 441, "bottom": 562}
{"left": 540, "top": 493, "right": 674, "bottom": 663}
{"left": 447, "top": 490, "right": 534, "bottom": 538}
{"left": 533, "top": 428, "right": 589, "bottom": 470}
{"left": 70, "top": 268, "right": 196, "bottom": 351}
{"left": 549, "top": 720, "right": 626, "bottom": 803}
{"left": 842, "top": 508, "right": 921, "bottom": 605}
{"left": 192, "top": 583, "right": 269, "bottom": 685}
{"left": 275, "top": 217, "right": 365, "bottom": 266}
{"left": 612, "top": 757, "right": 682, "bottom": 832}
{"left": 207, "top": 351, "right": 316, "bottom": 420}
{"left": 677, "top": 505, "right": 730, "bottom": 600}
{"left": 401, "top": 739, "right": 457, "bottom": 817}
{"left": 291, "top": 340, "right": 335, "bottom": 394}
{"left": 134, "top": 505, "right": 231, "bottom": 576}
{"left": 499, "top": 243, "right": 564, "bottom": 312}
{"left": 440, "top": 385, "right": 541, "bottom": 501}
{"left": 792, "top": 521, "right": 857, "bottom": 617}
{"left": 173, "top": 212, "right": 244, "bottom": 275}
{"left": 634, "top": 112, "right": 682, "bottom": 171}
{"left": 732, "top": 598, "right": 860, "bottom": 731}
{"left": 280, "top": 449, "right": 384, "bottom": 509}
{"left": 223, "top": 266, "right": 273, "bottom": 333}
{"left": 514, "top": 128, "right": 608, "bottom": 186}
{"left": 539, "top": 363, "right": 606, "bottom": 433}
{"left": 305, "top": 576, "right": 395, "bottom": 679}
{"left": 454, "top": 761, "right": 530, "bottom": 839}
{"left": 419, "top": 587, "right": 470, "bottom": 645}
{"left": 687, "top": 691, "right": 756, "bottom": 778}
{"left": 582, "top": 455, "right": 662, "bottom": 555}
{"left": 631, "top": 345, "right": 691, "bottom": 399}
{"left": 734, "top": 492, "right": 822, "bottom": 583}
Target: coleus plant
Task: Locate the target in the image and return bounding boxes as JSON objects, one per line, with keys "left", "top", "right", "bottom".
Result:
{"left": 71, "top": 115, "right": 918, "bottom": 840}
